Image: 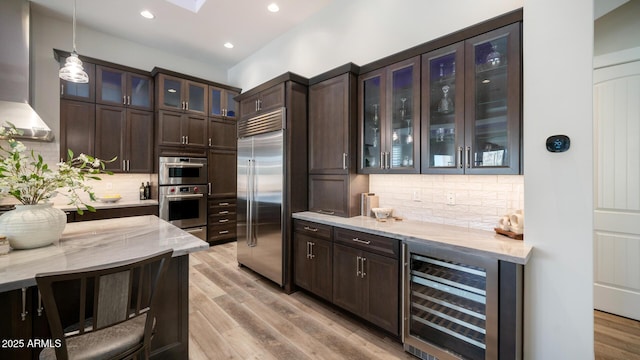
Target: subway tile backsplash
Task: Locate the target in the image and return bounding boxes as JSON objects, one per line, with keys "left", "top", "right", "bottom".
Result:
{"left": 369, "top": 174, "right": 524, "bottom": 231}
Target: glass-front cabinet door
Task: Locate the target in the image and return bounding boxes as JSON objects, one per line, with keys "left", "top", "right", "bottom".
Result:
{"left": 360, "top": 71, "right": 384, "bottom": 171}
{"left": 387, "top": 57, "right": 420, "bottom": 173}
{"left": 359, "top": 56, "right": 420, "bottom": 174}
{"left": 186, "top": 81, "right": 207, "bottom": 115}
{"left": 158, "top": 74, "right": 183, "bottom": 111}
{"left": 421, "top": 43, "right": 465, "bottom": 173}
{"left": 96, "top": 66, "right": 125, "bottom": 106}
{"left": 465, "top": 23, "right": 521, "bottom": 174}
{"left": 209, "top": 87, "right": 238, "bottom": 119}
{"left": 128, "top": 74, "right": 152, "bottom": 110}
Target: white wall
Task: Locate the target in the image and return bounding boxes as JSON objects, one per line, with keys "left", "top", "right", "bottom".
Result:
{"left": 229, "top": 0, "right": 523, "bottom": 90}
{"left": 228, "top": 0, "right": 595, "bottom": 358}
{"left": 522, "top": 0, "right": 594, "bottom": 358}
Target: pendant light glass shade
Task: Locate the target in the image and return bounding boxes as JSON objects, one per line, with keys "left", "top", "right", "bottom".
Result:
{"left": 59, "top": 51, "right": 88, "bottom": 83}
{"left": 59, "top": 0, "right": 88, "bottom": 84}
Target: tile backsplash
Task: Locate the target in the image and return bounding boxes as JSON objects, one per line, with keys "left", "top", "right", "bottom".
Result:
{"left": 369, "top": 174, "right": 524, "bottom": 231}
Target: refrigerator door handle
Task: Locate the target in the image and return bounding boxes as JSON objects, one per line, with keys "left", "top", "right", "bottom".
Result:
{"left": 246, "top": 159, "right": 252, "bottom": 247}
{"left": 251, "top": 158, "right": 258, "bottom": 247}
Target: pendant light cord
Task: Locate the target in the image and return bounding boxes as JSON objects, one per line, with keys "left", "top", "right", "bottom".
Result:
{"left": 72, "top": 0, "right": 77, "bottom": 52}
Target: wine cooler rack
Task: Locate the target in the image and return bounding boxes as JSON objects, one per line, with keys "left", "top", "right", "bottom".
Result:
{"left": 408, "top": 253, "right": 488, "bottom": 360}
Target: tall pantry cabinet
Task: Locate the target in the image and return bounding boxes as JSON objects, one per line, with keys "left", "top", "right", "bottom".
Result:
{"left": 308, "top": 64, "right": 369, "bottom": 217}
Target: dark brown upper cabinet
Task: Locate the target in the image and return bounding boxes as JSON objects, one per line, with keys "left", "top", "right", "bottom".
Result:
{"left": 358, "top": 56, "right": 420, "bottom": 174}
{"left": 208, "top": 117, "right": 236, "bottom": 150}
{"left": 422, "top": 23, "right": 521, "bottom": 174}
{"left": 239, "top": 83, "right": 285, "bottom": 120}
{"left": 157, "top": 73, "right": 208, "bottom": 116}
{"left": 60, "top": 99, "right": 95, "bottom": 160}
{"left": 96, "top": 66, "right": 153, "bottom": 111}
{"left": 95, "top": 105, "right": 153, "bottom": 173}
{"left": 59, "top": 62, "right": 95, "bottom": 102}
{"left": 157, "top": 110, "right": 208, "bottom": 148}
{"left": 209, "top": 86, "right": 239, "bottom": 120}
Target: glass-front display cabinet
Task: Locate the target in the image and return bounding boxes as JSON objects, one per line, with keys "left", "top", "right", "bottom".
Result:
{"left": 359, "top": 56, "right": 420, "bottom": 174}
{"left": 421, "top": 23, "right": 521, "bottom": 174}
{"left": 96, "top": 66, "right": 152, "bottom": 110}
{"left": 421, "top": 43, "right": 465, "bottom": 173}
{"left": 209, "top": 86, "right": 239, "bottom": 119}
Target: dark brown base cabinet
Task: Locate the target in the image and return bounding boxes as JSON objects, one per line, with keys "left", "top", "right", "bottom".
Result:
{"left": 207, "top": 199, "right": 237, "bottom": 245}
{"left": 333, "top": 228, "right": 400, "bottom": 336}
{"left": 0, "top": 255, "right": 189, "bottom": 360}
{"left": 293, "top": 220, "right": 400, "bottom": 336}
{"left": 293, "top": 220, "right": 333, "bottom": 302}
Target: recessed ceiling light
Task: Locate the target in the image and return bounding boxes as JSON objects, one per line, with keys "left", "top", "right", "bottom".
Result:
{"left": 224, "top": 42, "right": 234, "bottom": 49}
{"left": 140, "top": 10, "right": 155, "bottom": 19}
{"left": 267, "top": 3, "right": 279, "bottom": 12}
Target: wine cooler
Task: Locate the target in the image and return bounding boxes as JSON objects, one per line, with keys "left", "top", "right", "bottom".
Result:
{"left": 403, "top": 241, "right": 501, "bottom": 360}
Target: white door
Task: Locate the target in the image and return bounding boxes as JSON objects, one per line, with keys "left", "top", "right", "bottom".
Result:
{"left": 594, "top": 58, "right": 640, "bottom": 320}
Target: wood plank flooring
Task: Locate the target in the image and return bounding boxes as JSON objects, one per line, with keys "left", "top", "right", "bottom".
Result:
{"left": 188, "top": 242, "right": 413, "bottom": 360}
{"left": 188, "top": 242, "right": 640, "bottom": 360}
{"left": 595, "top": 310, "right": 640, "bottom": 360}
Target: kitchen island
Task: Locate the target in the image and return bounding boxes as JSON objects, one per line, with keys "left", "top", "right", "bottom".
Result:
{"left": 0, "top": 215, "right": 208, "bottom": 359}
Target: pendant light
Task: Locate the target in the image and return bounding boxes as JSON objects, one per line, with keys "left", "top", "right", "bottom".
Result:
{"left": 59, "top": 0, "right": 88, "bottom": 83}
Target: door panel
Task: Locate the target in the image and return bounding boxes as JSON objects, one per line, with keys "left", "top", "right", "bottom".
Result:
{"left": 594, "top": 59, "right": 640, "bottom": 320}
{"left": 251, "top": 131, "right": 284, "bottom": 286}
{"left": 236, "top": 137, "right": 252, "bottom": 264}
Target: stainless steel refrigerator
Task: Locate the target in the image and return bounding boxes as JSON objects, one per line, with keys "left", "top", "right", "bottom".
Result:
{"left": 237, "top": 109, "right": 286, "bottom": 286}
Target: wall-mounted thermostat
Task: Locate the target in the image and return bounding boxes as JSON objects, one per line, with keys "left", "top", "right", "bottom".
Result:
{"left": 546, "top": 135, "right": 570, "bottom": 153}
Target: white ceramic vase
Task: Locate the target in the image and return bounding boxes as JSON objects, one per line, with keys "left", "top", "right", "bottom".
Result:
{"left": 0, "top": 203, "right": 67, "bottom": 249}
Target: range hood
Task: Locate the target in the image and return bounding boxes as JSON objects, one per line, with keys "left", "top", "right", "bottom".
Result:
{"left": 0, "top": 0, "right": 54, "bottom": 141}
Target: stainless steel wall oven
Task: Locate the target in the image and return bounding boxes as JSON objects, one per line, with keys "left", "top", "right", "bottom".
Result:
{"left": 158, "top": 156, "right": 208, "bottom": 241}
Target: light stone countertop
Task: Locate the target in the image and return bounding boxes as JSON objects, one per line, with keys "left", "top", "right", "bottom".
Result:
{"left": 292, "top": 211, "right": 532, "bottom": 265}
{"left": 0, "top": 215, "right": 208, "bottom": 292}
{"left": 55, "top": 199, "right": 159, "bottom": 212}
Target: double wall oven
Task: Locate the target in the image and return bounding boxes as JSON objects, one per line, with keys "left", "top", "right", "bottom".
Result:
{"left": 158, "top": 156, "right": 208, "bottom": 241}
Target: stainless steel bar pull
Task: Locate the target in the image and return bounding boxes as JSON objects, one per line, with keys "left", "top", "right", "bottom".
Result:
{"left": 458, "top": 147, "right": 464, "bottom": 168}
{"left": 343, "top": 153, "right": 348, "bottom": 170}
{"left": 466, "top": 146, "right": 471, "bottom": 168}
{"left": 309, "top": 242, "right": 315, "bottom": 259}
{"left": 352, "top": 237, "right": 371, "bottom": 245}
{"left": 21, "top": 287, "right": 28, "bottom": 321}
{"left": 361, "top": 257, "right": 367, "bottom": 278}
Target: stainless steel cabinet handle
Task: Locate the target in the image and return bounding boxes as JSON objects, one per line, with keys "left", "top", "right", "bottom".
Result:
{"left": 219, "top": 210, "right": 229, "bottom": 215}
{"left": 352, "top": 237, "right": 371, "bottom": 245}
{"left": 387, "top": 151, "right": 391, "bottom": 169}
{"left": 208, "top": 183, "right": 212, "bottom": 196}
{"left": 185, "top": 102, "right": 189, "bottom": 111}
{"left": 123, "top": 160, "right": 126, "bottom": 171}
{"left": 61, "top": 84, "right": 64, "bottom": 96}
{"left": 361, "top": 257, "right": 367, "bottom": 278}
{"left": 342, "top": 152, "right": 348, "bottom": 170}
{"left": 123, "top": 95, "right": 127, "bottom": 105}
{"left": 21, "top": 287, "right": 28, "bottom": 321}
{"left": 185, "top": 136, "right": 189, "bottom": 144}
{"left": 208, "top": 138, "right": 212, "bottom": 147}
{"left": 466, "top": 146, "right": 471, "bottom": 168}
{"left": 306, "top": 241, "right": 311, "bottom": 259}
{"left": 219, "top": 230, "right": 230, "bottom": 235}
{"left": 458, "top": 147, "right": 464, "bottom": 168}
{"left": 127, "top": 96, "right": 131, "bottom": 105}
{"left": 380, "top": 152, "right": 385, "bottom": 169}
{"left": 219, "top": 202, "right": 230, "bottom": 206}
{"left": 303, "top": 226, "right": 318, "bottom": 232}
{"left": 37, "top": 290, "right": 43, "bottom": 316}
{"left": 317, "top": 209, "right": 335, "bottom": 215}
{"left": 181, "top": 101, "right": 185, "bottom": 110}
{"left": 309, "top": 242, "right": 315, "bottom": 259}
{"left": 356, "top": 256, "right": 362, "bottom": 276}
{"left": 218, "top": 219, "right": 229, "bottom": 223}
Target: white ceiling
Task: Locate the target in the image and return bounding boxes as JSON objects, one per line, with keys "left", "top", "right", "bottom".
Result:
{"left": 29, "top": 0, "right": 334, "bottom": 69}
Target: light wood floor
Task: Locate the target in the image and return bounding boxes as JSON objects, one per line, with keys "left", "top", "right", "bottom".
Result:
{"left": 595, "top": 310, "right": 640, "bottom": 360}
{"left": 188, "top": 241, "right": 640, "bottom": 360}
{"left": 188, "top": 242, "right": 413, "bottom": 360}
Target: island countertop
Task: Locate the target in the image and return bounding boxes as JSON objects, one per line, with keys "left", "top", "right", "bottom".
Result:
{"left": 0, "top": 215, "right": 209, "bottom": 292}
{"left": 293, "top": 211, "right": 532, "bottom": 264}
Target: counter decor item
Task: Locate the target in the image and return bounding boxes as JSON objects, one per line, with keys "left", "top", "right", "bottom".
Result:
{"left": 0, "top": 234, "right": 9, "bottom": 255}
{"left": 494, "top": 209, "right": 524, "bottom": 240}
{"left": 371, "top": 207, "right": 393, "bottom": 221}
{"left": 0, "top": 123, "right": 112, "bottom": 249}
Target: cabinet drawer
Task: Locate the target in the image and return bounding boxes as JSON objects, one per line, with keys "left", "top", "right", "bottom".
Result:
{"left": 209, "top": 212, "right": 236, "bottom": 225}
{"left": 334, "top": 228, "right": 398, "bottom": 258}
{"left": 208, "top": 223, "right": 236, "bottom": 240}
{"left": 294, "top": 220, "right": 332, "bottom": 241}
